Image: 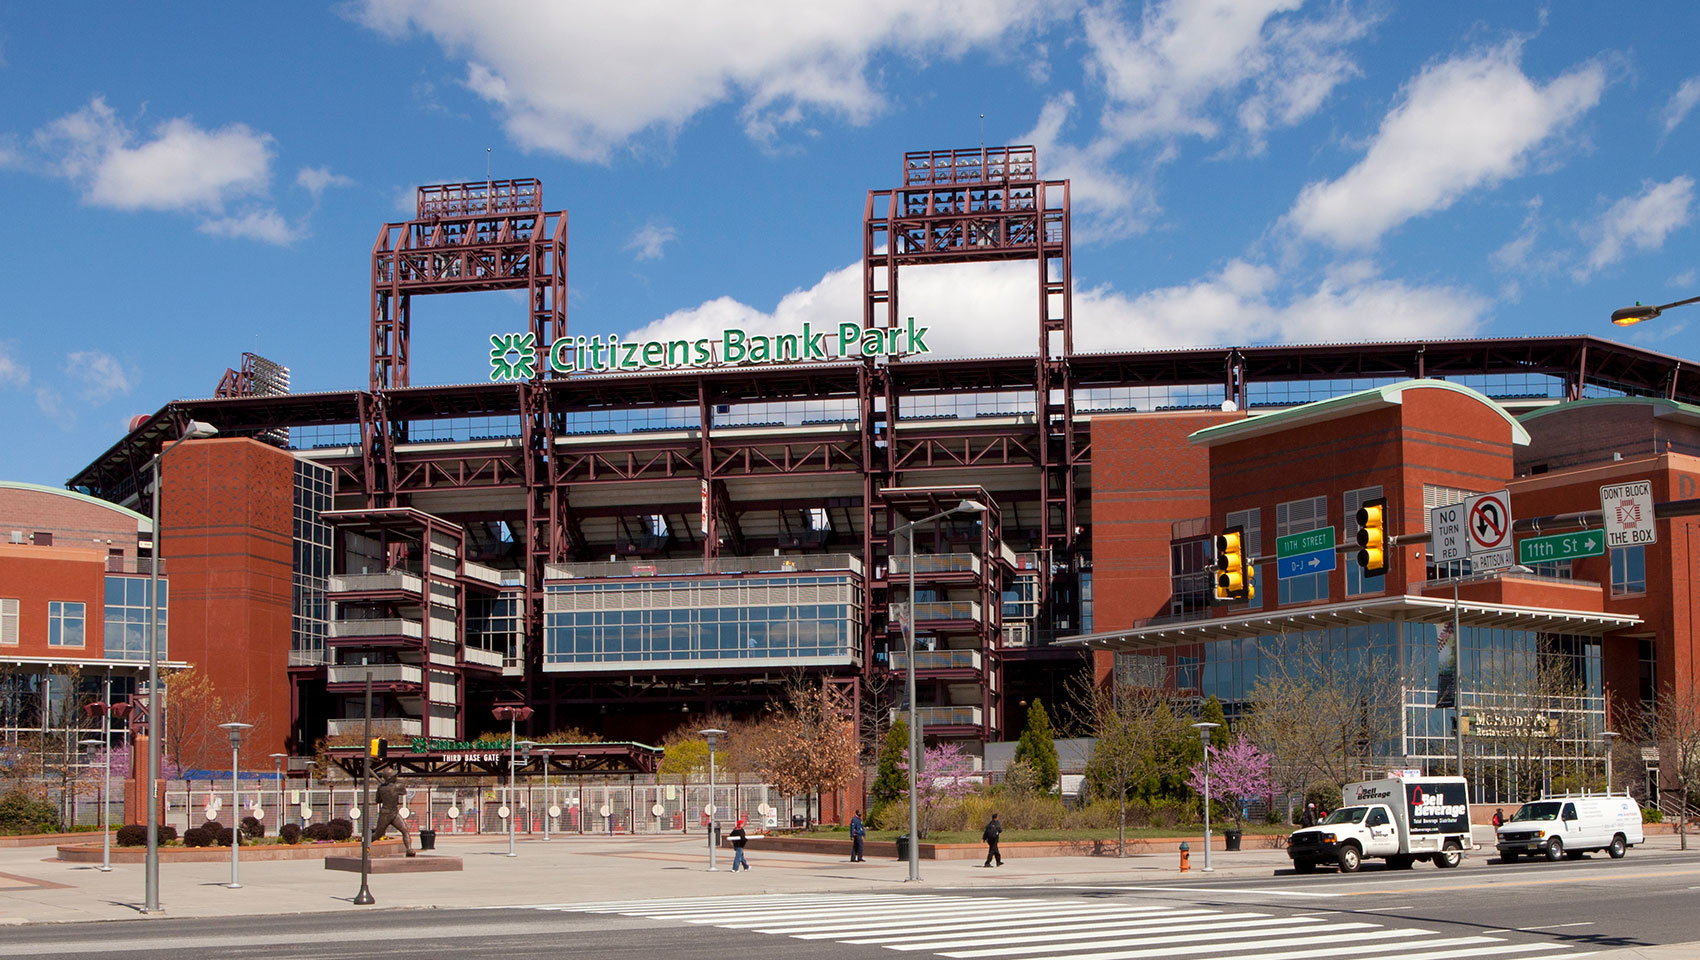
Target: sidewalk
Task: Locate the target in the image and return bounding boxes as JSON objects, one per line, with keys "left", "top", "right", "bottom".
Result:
{"left": 0, "top": 829, "right": 1694, "bottom": 959}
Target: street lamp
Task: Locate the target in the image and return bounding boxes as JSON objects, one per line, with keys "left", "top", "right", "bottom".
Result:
{"left": 1602, "top": 731, "right": 1619, "bottom": 795}
{"left": 492, "top": 705, "right": 534, "bottom": 858}
{"left": 699, "top": 728, "right": 725, "bottom": 872}
{"left": 217, "top": 722, "right": 253, "bottom": 889}
{"left": 303, "top": 760, "right": 319, "bottom": 826}
{"left": 269, "top": 753, "right": 287, "bottom": 835}
{"left": 1610, "top": 294, "right": 1700, "bottom": 326}
{"left": 894, "top": 498, "right": 987, "bottom": 883}
{"left": 144, "top": 418, "right": 217, "bottom": 913}
{"left": 1192, "top": 721, "right": 1221, "bottom": 872}
{"left": 77, "top": 738, "right": 111, "bottom": 872}
{"left": 535, "top": 749, "right": 554, "bottom": 841}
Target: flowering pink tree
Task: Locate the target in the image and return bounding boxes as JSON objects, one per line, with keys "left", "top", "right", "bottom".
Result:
{"left": 898, "top": 742, "right": 978, "bottom": 837}
{"left": 1187, "top": 736, "right": 1271, "bottom": 829}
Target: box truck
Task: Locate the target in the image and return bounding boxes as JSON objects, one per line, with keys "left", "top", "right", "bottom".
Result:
{"left": 1288, "top": 777, "right": 1473, "bottom": 873}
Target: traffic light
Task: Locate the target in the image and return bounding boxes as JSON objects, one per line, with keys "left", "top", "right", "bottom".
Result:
{"left": 368, "top": 737, "right": 388, "bottom": 760}
{"left": 1356, "top": 497, "right": 1388, "bottom": 576}
{"left": 1214, "top": 526, "right": 1250, "bottom": 601}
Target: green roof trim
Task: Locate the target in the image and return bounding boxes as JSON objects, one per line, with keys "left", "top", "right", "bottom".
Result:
{"left": 1516, "top": 395, "right": 1700, "bottom": 425}
{"left": 0, "top": 480, "right": 149, "bottom": 533}
{"left": 1188, "top": 379, "right": 1531, "bottom": 448}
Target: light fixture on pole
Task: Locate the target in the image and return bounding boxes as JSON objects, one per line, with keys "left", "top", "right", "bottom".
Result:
{"left": 303, "top": 760, "right": 318, "bottom": 826}
{"left": 144, "top": 419, "right": 217, "bottom": 913}
{"left": 269, "top": 753, "right": 287, "bottom": 835}
{"left": 535, "top": 749, "right": 554, "bottom": 841}
{"left": 1192, "top": 721, "right": 1221, "bottom": 873}
{"left": 1602, "top": 731, "right": 1619, "bottom": 795}
{"left": 699, "top": 727, "right": 726, "bottom": 872}
{"left": 893, "top": 498, "right": 986, "bottom": 883}
{"left": 1610, "top": 294, "right": 1700, "bottom": 326}
{"left": 492, "top": 705, "right": 534, "bottom": 858}
{"left": 78, "top": 738, "right": 111, "bottom": 872}
{"left": 217, "top": 722, "right": 253, "bottom": 889}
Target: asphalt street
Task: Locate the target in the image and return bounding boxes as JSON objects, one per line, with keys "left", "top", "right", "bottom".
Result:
{"left": 1, "top": 846, "right": 1691, "bottom": 959}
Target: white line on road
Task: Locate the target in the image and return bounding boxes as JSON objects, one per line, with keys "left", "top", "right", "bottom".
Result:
{"left": 1515, "top": 922, "right": 1595, "bottom": 931}
{"left": 1045, "top": 883, "right": 1344, "bottom": 898}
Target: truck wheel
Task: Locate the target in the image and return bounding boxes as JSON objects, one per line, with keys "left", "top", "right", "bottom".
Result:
{"left": 1387, "top": 855, "right": 1415, "bottom": 870}
{"left": 1435, "top": 842, "right": 1462, "bottom": 869}
{"left": 1544, "top": 837, "right": 1564, "bottom": 862}
{"left": 1608, "top": 835, "right": 1627, "bottom": 859}
{"left": 1337, "top": 845, "right": 1361, "bottom": 873}
{"left": 1500, "top": 850, "right": 1519, "bottom": 863}
{"left": 1293, "top": 859, "right": 1317, "bottom": 873}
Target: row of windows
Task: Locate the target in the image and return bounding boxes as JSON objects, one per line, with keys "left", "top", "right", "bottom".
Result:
{"left": 103, "top": 577, "right": 166, "bottom": 659}
{"left": 544, "top": 603, "right": 859, "bottom": 665}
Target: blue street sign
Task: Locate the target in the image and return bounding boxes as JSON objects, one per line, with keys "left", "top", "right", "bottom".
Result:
{"left": 1277, "top": 548, "right": 1337, "bottom": 580}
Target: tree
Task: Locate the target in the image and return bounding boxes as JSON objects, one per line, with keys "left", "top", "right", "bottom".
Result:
{"left": 1188, "top": 736, "right": 1272, "bottom": 830}
{"left": 164, "top": 666, "right": 265, "bottom": 773}
{"left": 867, "top": 717, "right": 909, "bottom": 824}
{"left": 1637, "top": 685, "right": 1700, "bottom": 850}
{"left": 753, "top": 679, "right": 858, "bottom": 828}
{"left": 1240, "top": 644, "right": 1400, "bottom": 810}
{"left": 1201, "top": 696, "right": 1229, "bottom": 749}
{"left": 1076, "top": 676, "right": 1195, "bottom": 855}
{"left": 1013, "top": 699, "right": 1060, "bottom": 793}
{"left": 657, "top": 738, "right": 710, "bottom": 784}
{"left": 898, "top": 742, "right": 977, "bottom": 838}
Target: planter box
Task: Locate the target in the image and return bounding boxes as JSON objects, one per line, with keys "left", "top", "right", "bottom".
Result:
{"left": 57, "top": 838, "right": 405, "bottom": 863}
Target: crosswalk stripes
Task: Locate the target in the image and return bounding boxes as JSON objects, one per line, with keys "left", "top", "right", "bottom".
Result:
{"left": 521, "top": 893, "right": 1596, "bottom": 960}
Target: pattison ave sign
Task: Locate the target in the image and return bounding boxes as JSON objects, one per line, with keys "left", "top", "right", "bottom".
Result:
{"left": 489, "top": 319, "right": 932, "bottom": 381}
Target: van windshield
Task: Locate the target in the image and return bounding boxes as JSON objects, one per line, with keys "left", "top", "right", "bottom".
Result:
{"left": 1321, "top": 806, "right": 1368, "bottom": 825}
{"left": 1510, "top": 802, "right": 1562, "bottom": 822}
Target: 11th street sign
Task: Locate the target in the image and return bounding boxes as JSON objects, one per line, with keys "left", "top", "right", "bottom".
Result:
{"left": 1518, "top": 530, "right": 1606, "bottom": 565}
{"left": 1276, "top": 526, "right": 1337, "bottom": 580}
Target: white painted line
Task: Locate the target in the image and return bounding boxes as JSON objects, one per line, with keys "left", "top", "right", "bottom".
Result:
{"left": 640, "top": 896, "right": 985, "bottom": 922}
{"left": 754, "top": 901, "right": 1157, "bottom": 934}
{"left": 1146, "top": 937, "right": 1567, "bottom": 960}
{"left": 709, "top": 900, "right": 1005, "bottom": 928}
{"left": 841, "top": 910, "right": 1225, "bottom": 945}
{"left": 873, "top": 915, "right": 1323, "bottom": 953}
{"left": 1515, "top": 922, "right": 1595, "bottom": 931}
{"left": 940, "top": 922, "right": 1395, "bottom": 959}
{"left": 777, "top": 906, "right": 1191, "bottom": 938}
{"left": 1052, "top": 884, "right": 1344, "bottom": 898}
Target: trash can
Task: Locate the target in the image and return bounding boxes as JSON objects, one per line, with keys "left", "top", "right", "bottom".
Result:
{"left": 895, "top": 834, "right": 910, "bottom": 861}
{"left": 1224, "top": 829, "right": 1242, "bottom": 852}
{"left": 419, "top": 829, "right": 436, "bottom": 851}
{"left": 710, "top": 823, "right": 721, "bottom": 849}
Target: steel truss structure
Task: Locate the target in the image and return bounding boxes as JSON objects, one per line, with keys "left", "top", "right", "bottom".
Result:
{"left": 65, "top": 149, "right": 1700, "bottom": 747}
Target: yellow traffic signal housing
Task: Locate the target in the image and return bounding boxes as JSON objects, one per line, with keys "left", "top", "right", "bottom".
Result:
{"left": 1356, "top": 497, "right": 1388, "bottom": 575}
{"left": 368, "top": 737, "right": 388, "bottom": 760}
{"left": 1214, "top": 526, "right": 1249, "bottom": 600}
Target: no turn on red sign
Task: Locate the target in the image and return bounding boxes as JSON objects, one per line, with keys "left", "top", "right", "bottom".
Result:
{"left": 1601, "top": 480, "right": 1657, "bottom": 547}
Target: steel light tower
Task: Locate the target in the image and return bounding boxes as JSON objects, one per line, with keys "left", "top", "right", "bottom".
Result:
{"left": 217, "top": 722, "right": 253, "bottom": 889}
{"left": 77, "top": 738, "right": 111, "bottom": 872}
{"left": 1192, "top": 721, "right": 1220, "bottom": 873}
{"left": 535, "top": 749, "right": 554, "bottom": 841}
{"left": 699, "top": 728, "right": 726, "bottom": 871}
{"left": 492, "top": 705, "right": 534, "bottom": 857}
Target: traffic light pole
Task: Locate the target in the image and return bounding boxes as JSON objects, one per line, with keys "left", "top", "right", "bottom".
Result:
{"left": 354, "top": 666, "right": 374, "bottom": 906}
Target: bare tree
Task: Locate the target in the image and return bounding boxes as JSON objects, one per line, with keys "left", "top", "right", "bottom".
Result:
{"left": 1635, "top": 685, "right": 1700, "bottom": 850}
{"left": 1240, "top": 643, "right": 1402, "bottom": 806}
{"left": 164, "top": 666, "right": 266, "bottom": 773}
{"left": 1469, "top": 660, "right": 1594, "bottom": 802}
{"left": 1072, "top": 671, "right": 1194, "bottom": 856}
{"left": 752, "top": 678, "right": 858, "bottom": 828}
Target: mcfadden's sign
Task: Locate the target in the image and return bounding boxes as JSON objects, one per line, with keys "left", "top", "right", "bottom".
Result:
{"left": 488, "top": 319, "right": 931, "bottom": 381}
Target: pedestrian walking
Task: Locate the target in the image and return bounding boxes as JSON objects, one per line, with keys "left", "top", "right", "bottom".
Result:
{"left": 982, "top": 812, "right": 1003, "bottom": 867}
{"left": 1492, "top": 808, "right": 1504, "bottom": 828}
{"left": 849, "top": 810, "right": 866, "bottom": 862}
{"left": 730, "top": 818, "right": 750, "bottom": 871}
{"left": 1301, "top": 803, "right": 1316, "bottom": 828}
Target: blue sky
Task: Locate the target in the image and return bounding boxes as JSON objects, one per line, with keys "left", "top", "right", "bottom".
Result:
{"left": 2, "top": 1, "right": 1698, "bottom": 488}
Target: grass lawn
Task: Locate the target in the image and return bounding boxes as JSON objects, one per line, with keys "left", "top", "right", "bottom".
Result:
{"left": 795, "top": 826, "right": 1292, "bottom": 844}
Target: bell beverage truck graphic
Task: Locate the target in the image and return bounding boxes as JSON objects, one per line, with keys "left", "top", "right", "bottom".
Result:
{"left": 1287, "top": 777, "right": 1473, "bottom": 873}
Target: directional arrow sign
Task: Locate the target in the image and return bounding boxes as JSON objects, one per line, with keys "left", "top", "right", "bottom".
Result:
{"left": 1518, "top": 530, "right": 1606, "bottom": 565}
{"left": 1276, "top": 526, "right": 1336, "bottom": 559}
{"left": 1277, "top": 548, "right": 1337, "bottom": 580}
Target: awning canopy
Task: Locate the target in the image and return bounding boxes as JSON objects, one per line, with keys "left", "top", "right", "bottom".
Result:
{"left": 1061, "top": 595, "right": 1641, "bottom": 652}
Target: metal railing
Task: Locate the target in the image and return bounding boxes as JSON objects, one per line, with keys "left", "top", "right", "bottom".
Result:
{"left": 546, "top": 553, "right": 863, "bottom": 581}
{"left": 325, "top": 717, "right": 422, "bottom": 737}
{"left": 913, "top": 600, "right": 982, "bottom": 622}
{"left": 889, "top": 649, "right": 983, "bottom": 671}
{"left": 462, "top": 646, "right": 502, "bottom": 668}
{"left": 328, "top": 571, "right": 423, "bottom": 594}
{"left": 328, "top": 619, "right": 423, "bottom": 640}
{"left": 105, "top": 557, "right": 164, "bottom": 575}
{"left": 889, "top": 554, "right": 981, "bottom": 575}
{"left": 916, "top": 705, "right": 983, "bottom": 726}
{"left": 326, "top": 663, "right": 423, "bottom": 685}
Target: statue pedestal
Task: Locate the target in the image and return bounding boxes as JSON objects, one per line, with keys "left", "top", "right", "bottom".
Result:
{"left": 325, "top": 854, "right": 463, "bottom": 873}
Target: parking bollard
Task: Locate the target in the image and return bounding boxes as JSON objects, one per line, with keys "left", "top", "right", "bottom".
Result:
{"left": 1179, "top": 841, "right": 1190, "bottom": 872}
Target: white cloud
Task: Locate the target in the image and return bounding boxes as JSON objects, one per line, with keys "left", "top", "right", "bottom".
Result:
{"left": 1662, "top": 77, "right": 1700, "bottom": 135}
{"left": 1580, "top": 176, "right": 1695, "bottom": 278}
{"left": 34, "top": 387, "right": 73, "bottom": 430}
{"left": 1019, "top": 94, "right": 1158, "bottom": 241}
{"left": 296, "top": 165, "right": 354, "bottom": 198}
{"left": 1288, "top": 43, "right": 1606, "bottom": 249}
{"left": 1084, "top": 0, "right": 1373, "bottom": 149}
{"left": 621, "top": 256, "right": 1487, "bottom": 361}
{"left": 354, "top": 0, "right": 1057, "bottom": 162}
{"left": 64, "top": 350, "right": 133, "bottom": 405}
{"left": 0, "top": 341, "right": 28, "bottom": 388}
{"left": 626, "top": 222, "right": 678, "bottom": 261}
{"left": 198, "top": 209, "right": 300, "bottom": 245}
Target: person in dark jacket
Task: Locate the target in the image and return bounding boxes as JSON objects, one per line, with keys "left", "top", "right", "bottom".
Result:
{"left": 730, "top": 818, "right": 750, "bottom": 871}
{"left": 982, "top": 813, "right": 1003, "bottom": 867}
{"left": 1492, "top": 808, "right": 1505, "bottom": 828}
{"left": 849, "top": 811, "right": 866, "bottom": 862}
{"left": 1301, "top": 803, "right": 1316, "bottom": 828}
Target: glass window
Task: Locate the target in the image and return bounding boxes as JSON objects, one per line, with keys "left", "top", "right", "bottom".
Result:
{"left": 1224, "top": 507, "right": 1264, "bottom": 609}
{"left": 49, "top": 601, "right": 85, "bottom": 647}
{"left": 1611, "top": 545, "right": 1646, "bottom": 596}
{"left": 1345, "top": 486, "right": 1385, "bottom": 597}
{"left": 0, "top": 599, "right": 15, "bottom": 645}
{"left": 1277, "top": 496, "right": 1329, "bottom": 605}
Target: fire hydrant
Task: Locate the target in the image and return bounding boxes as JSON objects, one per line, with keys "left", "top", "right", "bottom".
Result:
{"left": 1179, "top": 841, "right": 1190, "bottom": 872}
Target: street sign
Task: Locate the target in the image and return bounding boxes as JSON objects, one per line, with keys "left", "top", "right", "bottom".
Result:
{"left": 1276, "top": 526, "right": 1336, "bottom": 581}
{"left": 1601, "top": 480, "right": 1657, "bottom": 547}
{"left": 1277, "top": 548, "right": 1337, "bottom": 579}
{"left": 1518, "top": 529, "right": 1606, "bottom": 565}
{"left": 1276, "top": 526, "right": 1336, "bottom": 558}
{"left": 1431, "top": 503, "right": 1467, "bottom": 562}
{"left": 1471, "top": 548, "right": 1514, "bottom": 572}
{"left": 1465, "top": 490, "right": 1512, "bottom": 555}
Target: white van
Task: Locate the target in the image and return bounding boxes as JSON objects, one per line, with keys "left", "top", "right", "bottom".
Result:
{"left": 1495, "top": 793, "right": 1644, "bottom": 862}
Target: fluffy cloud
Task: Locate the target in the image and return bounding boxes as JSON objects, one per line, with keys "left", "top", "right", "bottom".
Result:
{"left": 0, "top": 342, "right": 28, "bottom": 388}
{"left": 354, "top": 0, "right": 1057, "bottom": 162}
{"left": 1019, "top": 94, "right": 1158, "bottom": 241}
{"left": 1084, "top": 0, "right": 1372, "bottom": 150}
{"left": 1662, "top": 78, "right": 1700, "bottom": 135}
{"left": 296, "top": 165, "right": 354, "bottom": 199}
{"left": 1580, "top": 176, "right": 1695, "bottom": 278}
{"left": 626, "top": 222, "right": 678, "bottom": 261}
{"left": 622, "top": 257, "right": 1486, "bottom": 360}
{"left": 198, "top": 209, "right": 300, "bottom": 245}
{"left": 1288, "top": 43, "right": 1605, "bottom": 249}
{"left": 64, "top": 350, "right": 133, "bottom": 405}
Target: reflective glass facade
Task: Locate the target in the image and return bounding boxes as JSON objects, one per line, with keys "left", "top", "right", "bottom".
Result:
{"left": 292, "top": 460, "right": 333, "bottom": 666}
{"left": 103, "top": 576, "right": 165, "bottom": 659}
{"left": 543, "top": 574, "right": 861, "bottom": 670}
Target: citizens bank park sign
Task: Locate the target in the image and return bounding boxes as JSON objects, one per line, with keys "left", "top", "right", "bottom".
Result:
{"left": 488, "top": 319, "right": 932, "bottom": 381}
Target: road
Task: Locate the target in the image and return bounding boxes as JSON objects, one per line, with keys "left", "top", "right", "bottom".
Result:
{"left": 0, "top": 848, "right": 1692, "bottom": 959}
